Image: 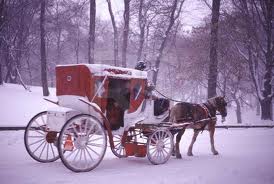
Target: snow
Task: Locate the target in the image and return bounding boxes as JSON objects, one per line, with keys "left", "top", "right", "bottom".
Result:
{"left": 1, "top": 128, "right": 274, "bottom": 184}
{"left": 0, "top": 83, "right": 58, "bottom": 127}
{"left": 57, "top": 63, "right": 148, "bottom": 79}
{"left": 1, "top": 83, "right": 274, "bottom": 184}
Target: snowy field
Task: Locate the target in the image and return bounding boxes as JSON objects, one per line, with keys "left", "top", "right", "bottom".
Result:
{"left": 1, "top": 129, "right": 274, "bottom": 184}
{"left": 0, "top": 83, "right": 274, "bottom": 184}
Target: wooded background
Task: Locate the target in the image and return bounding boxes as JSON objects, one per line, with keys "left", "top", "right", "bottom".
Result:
{"left": 0, "top": 0, "right": 273, "bottom": 121}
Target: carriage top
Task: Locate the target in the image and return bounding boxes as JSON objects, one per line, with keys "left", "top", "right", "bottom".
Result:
{"left": 56, "top": 63, "right": 147, "bottom": 79}
{"left": 55, "top": 63, "right": 149, "bottom": 114}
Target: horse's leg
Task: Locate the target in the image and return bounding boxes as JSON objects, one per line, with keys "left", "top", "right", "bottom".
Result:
{"left": 187, "top": 129, "right": 199, "bottom": 156}
{"left": 209, "top": 122, "right": 219, "bottom": 155}
{"left": 175, "top": 129, "right": 185, "bottom": 159}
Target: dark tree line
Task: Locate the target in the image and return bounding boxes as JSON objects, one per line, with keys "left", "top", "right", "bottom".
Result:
{"left": 0, "top": 0, "right": 272, "bottom": 120}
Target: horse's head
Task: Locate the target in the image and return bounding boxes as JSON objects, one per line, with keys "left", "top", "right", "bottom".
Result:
{"left": 208, "top": 96, "right": 227, "bottom": 122}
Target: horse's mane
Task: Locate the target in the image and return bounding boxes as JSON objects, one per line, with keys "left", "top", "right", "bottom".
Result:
{"left": 207, "top": 97, "right": 218, "bottom": 107}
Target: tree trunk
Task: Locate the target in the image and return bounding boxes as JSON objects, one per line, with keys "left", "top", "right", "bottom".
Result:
{"left": 0, "top": 0, "right": 4, "bottom": 85}
{"left": 40, "top": 0, "right": 49, "bottom": 96}
{"left": 0, "top": 62, "right": 2, "bottom": 85}
{"left": 136, "top": 0, "right": 145, "bottom": 62}
{"left": 56, "top": 28, "right": 61, "bottom": 64}
{"left": 56, "top": 2, "right": 61, "bottom": 65}
{"left": 76, "top": 28, "right": 80, "bottom": 64}
{"left": 152, "top": 0, "right": 184, "bottom": 86}
{"left": 235, "top": 99, "right": 242, "bottom": 124}
{"left": 207, "top": 0, "right": 221, "bottom": 98}
{"left": 122, "top": 0, "right": 130, "bottom": 67}
{"left": 106, "top": 0, "right": 118, "bottom": 66}
{"left": 256, "top": 99, "right": 260, "bottom": 116}
{"left": 261, "top": 98, "right": 273, "bottom": 120}
{"left": 88, "top": 0, "right": 96, "bottom": 64}
{"left": 260, "top": 0, "right": 273, "bottom": 120}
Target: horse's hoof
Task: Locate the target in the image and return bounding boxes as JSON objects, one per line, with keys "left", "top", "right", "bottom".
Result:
{"left": 176, "top": 153, "right": 182, "bottom": 159}
{"left": 187, "top": 152, "right": 193, "bottom": 156}
{"left": 213, "top": 151, "right": 219, "bottom": 155}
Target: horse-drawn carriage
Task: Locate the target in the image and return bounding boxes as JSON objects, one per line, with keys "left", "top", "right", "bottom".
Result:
{"left": 24, "top": 64, "right": 190, "bottom": 172}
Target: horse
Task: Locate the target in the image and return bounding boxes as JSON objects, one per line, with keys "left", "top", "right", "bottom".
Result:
{"left": 169, "top": 96, "right": 227, "bottom": 158}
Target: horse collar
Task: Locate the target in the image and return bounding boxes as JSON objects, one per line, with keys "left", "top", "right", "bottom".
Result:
{"left": 201, "top": 103, "right": 211, "bottom": 118}
{"left": 203, "top": 103, "right": 216, "bottom": 118}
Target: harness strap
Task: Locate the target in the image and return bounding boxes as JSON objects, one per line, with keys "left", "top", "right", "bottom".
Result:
{"left": 198, "top": 103, "right": 215, "bottom": 133}
{"left": 200, "top": 104, "right": 211, "bottom": 118}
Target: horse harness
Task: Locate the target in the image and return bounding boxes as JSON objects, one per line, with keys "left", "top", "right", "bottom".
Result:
{"left": 196, "top": 103, "right": 217, "bottom": 132}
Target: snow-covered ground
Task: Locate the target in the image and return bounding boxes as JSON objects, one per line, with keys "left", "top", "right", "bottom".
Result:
{"left": 1, "top": 129, "right": 274, "bottom": 184}
{"left": 0, "top": 83, "right": 274, "bottom": 184}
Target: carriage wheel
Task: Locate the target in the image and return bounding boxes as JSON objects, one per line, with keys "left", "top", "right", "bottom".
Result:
{"left": 147, "top": 129, "right": 173, "bottom": 165}
{"left": 112, "top": 135, "right": 127, "bottom": 158}
{"left": 58, "top": 114, "right": 107, "bottom": 172}
{"left": 24, "top": 111, "right": 59, "bottom": 163}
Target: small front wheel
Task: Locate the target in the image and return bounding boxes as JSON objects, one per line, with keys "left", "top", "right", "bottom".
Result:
{"left": 147, "top": 129, "right": 173, "bottom": 165}
{"left": 58, "top": 114, "right": 107, "bottom": 172}
{"left": 112, "top": 134, "right": 127, "bottom": 158}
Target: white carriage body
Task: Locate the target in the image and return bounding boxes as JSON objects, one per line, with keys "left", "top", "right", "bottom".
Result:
{"left": 47, "top": 64, "right": 169, "bottom": 133}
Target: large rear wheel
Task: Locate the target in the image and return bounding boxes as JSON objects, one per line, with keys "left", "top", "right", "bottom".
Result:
{"left": 58, "top": 114, "right": 107, "bottom": 172}
{"left": 24, "top": 111, "right": 59, "bottom": 163}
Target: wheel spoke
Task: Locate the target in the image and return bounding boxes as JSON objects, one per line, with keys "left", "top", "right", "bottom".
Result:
{"left": 28, "top": 135, "right": 44, "bottom": 138}
{"left": 65, "top": 147, "right": 78, "bottom": 160}
{"left": 150, "top": 148, "right": 157, "bottom": 156}
{"left": 88, "top": 136, "right": 103, "bottom": 143}
{"left": 86, "top": 145, "right": 100, "bottom": 157}
{"left": 50, "top": 143, "right": 56, "bottom": 158}
{"left": 86, "top": 123, "right": 95, "bottom": 137}
{"left": 151, "top": 137, "right": 157, "bottom": 144}
{"left": 41, "top": 115, "right": 46, "bottom": 125}
{"left": 72, "top": 149, "right": 81, "bottom": 163}
{"left": 162, "top": 148, "right": 169, "bottom": 155}
{"left": 88, "top": 143, "right": 103, "bottom": 147}
{"left": 29, "top": 138, "right": 44, "bottom": 146}
{"left": 39, "top": 142, "right": 47, "bottom": 159}
{"left": 83, "top": 149, "right": 89, "bottom": 169}
{"left": 46, "top": 143, "right": 49, "bottom": 160}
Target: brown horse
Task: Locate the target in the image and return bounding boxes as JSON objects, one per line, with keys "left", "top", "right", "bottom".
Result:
{"left": 169, "top": 96, "right": 227, "bottom": 158}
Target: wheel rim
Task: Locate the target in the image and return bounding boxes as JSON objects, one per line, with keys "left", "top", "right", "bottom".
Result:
{"left": 24, "top": 111, "right": 59, "bottom": 163}
{"left": 112, "top": 135, "right": 127, "bottom": 158}
{"left": 147, "top": 129, "right": 173, "bottom": 165}
{"left": 58, "top": 115, "right": 107, "bottom": 172}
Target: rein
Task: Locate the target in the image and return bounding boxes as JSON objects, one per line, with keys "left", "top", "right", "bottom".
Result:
{"left": 153, "top": 88, "right": 184, "bottom": 103}
{"left": 154, "top": 88, "right": 223, "bottom": 117}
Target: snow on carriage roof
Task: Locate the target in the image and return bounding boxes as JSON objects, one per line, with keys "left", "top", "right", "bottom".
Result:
{"left": 57, "top": 64, "right": 148, "bottom": 79}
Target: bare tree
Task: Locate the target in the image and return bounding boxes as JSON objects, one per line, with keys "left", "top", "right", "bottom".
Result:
{"left": 233, "top": 0, "right": 273, "bottom": 120}
{"left": 122, "top": 0, "right": 130, "bottom": 67}
{"left": 256, "top": 0, "right": 273, "bottom": 120}
{"left": 152, "top": 0, "right": 184, "bottom": 86}
{"left": 207, "top": 0, "right": 221, "bottom": 98}
{"left": 136, "top": 0, "right": 145, "bottom": 62}
{"left": 0, "top": 0, "right": 4, "bottom": 85}
{"left": 106, "top": 0, "right": 118, "bottom": 66}
{"left": 40, "top": 0, "right": 49, "bottom": 96}
{"left": 88, "top": 0, "right": 96, "bottom": 64}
